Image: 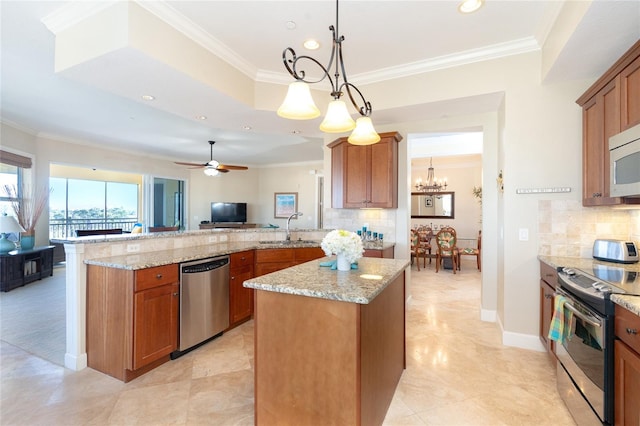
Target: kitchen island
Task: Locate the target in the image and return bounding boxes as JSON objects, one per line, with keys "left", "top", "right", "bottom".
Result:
{"left": 244, "top": 257, "right": 409, "bottom": 426}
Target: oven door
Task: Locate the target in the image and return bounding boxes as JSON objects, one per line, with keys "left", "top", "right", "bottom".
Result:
{"left": 555, "top": 287, "right": 606, "bottom": 424}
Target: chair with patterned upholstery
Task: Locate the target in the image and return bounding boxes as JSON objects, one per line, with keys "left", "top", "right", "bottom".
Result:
{"left": 435, "top": 226, "right": 458, "bottom": 274}
{"left": 457, "top": 230, "right": 481, "bottom": 271}
{"left": 411, "top": 229, "right": 429, "bottom": 271}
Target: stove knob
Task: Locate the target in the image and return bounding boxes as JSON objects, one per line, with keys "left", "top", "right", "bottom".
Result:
{"left": 563, "top": 268, "right": 576, "bottom": 276}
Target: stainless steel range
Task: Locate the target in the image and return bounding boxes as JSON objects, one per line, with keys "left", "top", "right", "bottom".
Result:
{"left": 556, "top": 262, "right": 640, "bottom": 425}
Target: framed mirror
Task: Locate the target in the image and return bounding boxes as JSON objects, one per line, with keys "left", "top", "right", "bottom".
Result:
{"left": 411, "top": 192, "right": 455, "bottom": 219}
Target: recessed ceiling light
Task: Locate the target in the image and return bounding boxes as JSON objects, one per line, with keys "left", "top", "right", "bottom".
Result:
{"left": 243, "top": 125, "right": 252, "bottom": 130}
{"left": 458, "top": 0, "right": 483, "bottom": 13}
{"left": 291, "top": 130, "right": 301, "bottom": 134}
{"left": 196, "top": 115, "right": 207, "bottom": 120}
{"left": 303, "top": 39, "right": 320, "bottom": 50}
{"left": 141, "top": 94, "right": 155, "bottom": 101}
{"left": 286, "top": 20, "right": 296, "bottom": 30}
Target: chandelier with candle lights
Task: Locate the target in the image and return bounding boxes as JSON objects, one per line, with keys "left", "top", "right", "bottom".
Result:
{"left": 415, "top": 158, "right": 448, "bottom": 192}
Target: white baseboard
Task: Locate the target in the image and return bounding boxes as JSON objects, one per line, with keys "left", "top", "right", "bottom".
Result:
{"left": 480, "top": 308, "right": 496, "bottom": 322}
{"left": 502, "top": 330, "right": 546, "bottom": 352}
{"left": 65, "top": 352, "right": 87, "bottom": 371}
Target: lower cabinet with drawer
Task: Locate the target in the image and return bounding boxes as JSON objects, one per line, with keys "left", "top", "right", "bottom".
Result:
{"left": 229, "top": 250, "right": 255, "bottom": 327}
{"left": 255, "top": 247, "right": 325, "bottom": 277}
{"left": 614, "top": 304, "right": 640, "bottom": 425}
{"left": 86, "top": 264, "right": 179, "bottom": 382}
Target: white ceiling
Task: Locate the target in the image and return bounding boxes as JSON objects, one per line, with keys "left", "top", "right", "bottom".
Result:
{"left": 1, "top": 1, "right": 639, "bottom": 167}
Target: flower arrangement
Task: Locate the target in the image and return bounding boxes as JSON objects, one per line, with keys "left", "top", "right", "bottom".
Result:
{"left": 321, "top": 229, "right": 364, "bottom": 264}
{"left": 2, "top": 184, "right": 50, "bottom": 234}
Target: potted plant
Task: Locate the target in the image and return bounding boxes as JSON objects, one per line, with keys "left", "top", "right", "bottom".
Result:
{"left": 2, "top": 184, "right": 49, "bottom": 250}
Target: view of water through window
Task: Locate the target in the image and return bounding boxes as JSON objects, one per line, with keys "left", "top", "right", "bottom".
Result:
{"left": 49, "top": 178, "right": 139, "bottom": 238}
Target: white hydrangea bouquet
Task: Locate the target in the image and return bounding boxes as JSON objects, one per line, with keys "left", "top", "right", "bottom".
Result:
{"left": 321, "top": 229, "right": 364, "bottom": 270}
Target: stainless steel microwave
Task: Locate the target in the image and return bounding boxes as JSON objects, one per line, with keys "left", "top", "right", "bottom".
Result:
{"left": 609, "top": 123, "right": 640, "bottom": 198}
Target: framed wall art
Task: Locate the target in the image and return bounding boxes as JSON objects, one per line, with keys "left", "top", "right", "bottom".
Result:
{"left": 274, "top": 192, "right": 298, "bottom": 218}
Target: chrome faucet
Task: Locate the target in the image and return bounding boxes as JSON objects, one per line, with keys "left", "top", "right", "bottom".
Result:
{"left": 286, "top": 212, "right": 303, "bottom": 241}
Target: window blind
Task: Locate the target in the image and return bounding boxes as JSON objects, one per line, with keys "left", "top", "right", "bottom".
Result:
{"left": 0, "top": 150, "right": 32, "bottom": 168}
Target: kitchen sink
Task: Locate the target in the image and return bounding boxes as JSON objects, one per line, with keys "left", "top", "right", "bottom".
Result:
{"left": 258, "top": 240, "right": 318, "bottom": 245}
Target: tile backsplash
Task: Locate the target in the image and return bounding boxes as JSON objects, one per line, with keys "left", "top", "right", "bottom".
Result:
{"left": 538, "top": 200, "right": 640, "bottom": 258}
{"left": 324, "top": 208, "right": 396, "bottom": 242}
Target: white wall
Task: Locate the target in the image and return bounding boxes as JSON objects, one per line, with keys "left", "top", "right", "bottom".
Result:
{"left": 186, "top": 162, "right": 324, "bottom": 229}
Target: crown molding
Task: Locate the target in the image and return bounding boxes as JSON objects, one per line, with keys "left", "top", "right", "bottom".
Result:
{"left": 41, "top": 1, "right": 116, "bottom": 34}
{"left": 353, "top": 37, "right": 541, "bottom": 86}
{"left": 135, "top": 1, "right": 258, "bottom": 80}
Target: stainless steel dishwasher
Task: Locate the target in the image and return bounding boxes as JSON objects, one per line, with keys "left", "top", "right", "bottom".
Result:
{"left": 174, "top": 255, "right": 230, "bottom": 357}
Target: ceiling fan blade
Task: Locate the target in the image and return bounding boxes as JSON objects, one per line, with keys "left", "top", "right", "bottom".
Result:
{"left": 175, "top": 161, "right": 206, "bottom": 167}
{"left": 217, "top": 168, "right": 230, "bottom": 173}
{"left": 217, "top": 164, "right": 249, "bottom": 171}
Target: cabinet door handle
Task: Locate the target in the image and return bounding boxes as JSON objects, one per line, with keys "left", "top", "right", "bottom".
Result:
{"left": 156, "top": 274, "right": 163, "bottom": 279}
{"left": 172, "top": 292, "right": 179, "bottom": 297}
{"left": 626, "top": 328, "right": 638, "bottom": 335}
{"left": 545, "top": 294, "right": 553, "bottom": 299}
{"left": 231, "top": 276, "right": 235, "bottom": 280}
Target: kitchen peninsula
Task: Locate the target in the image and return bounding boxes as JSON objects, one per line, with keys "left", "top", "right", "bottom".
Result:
{"left": 54, "top": 229, "right": 396, "bottom": 375}
{"left": 244, "top": 257, "right": 409, "bottom": 426}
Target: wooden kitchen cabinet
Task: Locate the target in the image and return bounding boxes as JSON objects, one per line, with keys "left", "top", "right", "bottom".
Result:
{"left": 614, "top": 304, "right": 640, "bottom": 426}
{"left": 328, "top": 131, "right": 402, "bottom": 208}
{"left": 577, "top": 40, "right": 640, "bottom": 207}
{"left": 87, "top": 263, "right": 179, "bottom": 382}
{"left": 229, "top": 250, "right": 255, "bottom": 327}
{"left": 363, "top": 246, "right": 395, "bottom": 258}
{"left": 254, "top": 247, "right": 325, "bottom": 277}
{"left": 539, "top": 262, "right": 557, "bottom": 357}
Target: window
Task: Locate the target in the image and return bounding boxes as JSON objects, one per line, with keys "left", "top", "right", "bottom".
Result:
{"left": 49, "top": 178, "right": 139, "bottom": 238}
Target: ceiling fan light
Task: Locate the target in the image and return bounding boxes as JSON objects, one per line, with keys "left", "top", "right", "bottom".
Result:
{"left": 319, "top": 100, "right": 356, "bottom": 133}
{"left": 207, "top": 159, "right": 220, "bottom": 168}
{"left": 348, "top": 117, "right": 380, "bottom": 145}
{"left": 277, "top": 82, "right": 321, "bottom": 119}
{"left": 204, "top": 167, "right": 219, "bottom": 177}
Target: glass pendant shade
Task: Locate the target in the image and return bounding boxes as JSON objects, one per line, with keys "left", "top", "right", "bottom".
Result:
{"left": 347, "top": 117, "right": 380, "bottom": 145}
{"left": 277, "top": 82, "right": 321, "bottom": 119}
{"left": 203, "top": 167, "right": 219, "bottom": 177}
{"left": 319, "top": 100, "right": 356, "bottom": 133}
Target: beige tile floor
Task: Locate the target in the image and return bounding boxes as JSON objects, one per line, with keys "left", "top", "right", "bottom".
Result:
{"left": 0, "top": 260, "right": 576, "bottom": 425}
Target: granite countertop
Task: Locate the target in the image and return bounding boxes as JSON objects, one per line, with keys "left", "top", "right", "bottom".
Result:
{"left": 611, "top": 295, "right": 640, "bottom": 316}
{"left": 243, "top": 257, "right": 410, "bottom": 305}
{"left": 84, "top": 240, "right": 396, "bottom": 270}
{"left": 539, "top": 255, "right": 640, "bottom": 316}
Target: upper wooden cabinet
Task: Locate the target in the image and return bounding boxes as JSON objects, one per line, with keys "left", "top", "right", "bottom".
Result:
{"left": 328, "top": 132, "right": 402, "bottom": 209}
{"left": 577, "top": 40, "right": 640, "bottom": 206}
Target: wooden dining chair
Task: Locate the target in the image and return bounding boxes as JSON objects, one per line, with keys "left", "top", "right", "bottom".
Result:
{"left": 457, "top": 230, "right": 481, "bottom": 271}
{"left": 411, "top": 230, "right": 429, "bottom": 271}
{"left": 435, "top": 227, "right": 458, "bottom": 274}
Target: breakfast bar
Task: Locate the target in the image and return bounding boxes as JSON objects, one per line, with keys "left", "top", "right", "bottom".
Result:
{"left": 244, "top": 257, "right": 409, "bottom": 426}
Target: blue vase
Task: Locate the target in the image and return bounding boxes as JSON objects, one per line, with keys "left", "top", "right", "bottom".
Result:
{"left": 20, "top": 233, "right": 35, "bottom": 251}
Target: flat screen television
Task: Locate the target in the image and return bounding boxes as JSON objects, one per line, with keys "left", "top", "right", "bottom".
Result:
{"left": 211, "top": 202, "right": 247, "bottom": 223}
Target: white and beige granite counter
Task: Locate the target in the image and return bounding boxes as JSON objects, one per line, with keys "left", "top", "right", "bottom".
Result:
{"left": 611, "top": 295, "right": 640, "bottom": 316}
{"left": 243, "top": 257, "right": 410, "bottom": 304}
{"left": 538, "top": 255, "right": 640, "bottom": 273}
{"left": 81, "top": 237, "right": 395, "bottom": 270}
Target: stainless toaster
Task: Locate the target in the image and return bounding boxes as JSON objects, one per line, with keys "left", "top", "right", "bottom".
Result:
{"left": 592, "top": 239, "right": 639, "bottom": 264}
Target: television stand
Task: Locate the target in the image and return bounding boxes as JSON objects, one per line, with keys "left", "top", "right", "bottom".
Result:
{"left": 199, "top": 223, "right": 257, "bottom": 230}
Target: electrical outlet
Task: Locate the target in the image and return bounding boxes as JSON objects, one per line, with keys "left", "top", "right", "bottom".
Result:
{"left": 219, "top": 235, "right": 228, "bottom": 242}
{"left": 518, "top": 228, "right": 529, "bottom": 241}
{"left": 209, "top": 236, "right": 217, "bottom": 243}
{"left": 126, "top": 243, "right": 140, "bottom": 253}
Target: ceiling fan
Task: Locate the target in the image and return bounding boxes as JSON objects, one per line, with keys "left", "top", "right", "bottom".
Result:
{"left": 175, "top": 141, "right": 248, "bottom": 176}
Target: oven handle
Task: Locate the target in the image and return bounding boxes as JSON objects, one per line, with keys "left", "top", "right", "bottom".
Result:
{"left": 563, "top": 301, "right": 602, "bottom": 328}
